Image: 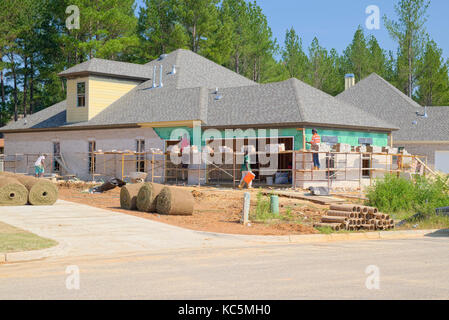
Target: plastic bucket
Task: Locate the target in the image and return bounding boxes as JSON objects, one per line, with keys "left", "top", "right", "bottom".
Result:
{"left": 243, "top": 172, "right": 256, "bottom": 184}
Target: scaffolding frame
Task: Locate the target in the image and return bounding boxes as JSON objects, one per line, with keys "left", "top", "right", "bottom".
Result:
{"left": 293, "top": 150, "right": 429, "bottom": 190}
{"left": 1, "top": 149, "right": 430, "bottom": 189}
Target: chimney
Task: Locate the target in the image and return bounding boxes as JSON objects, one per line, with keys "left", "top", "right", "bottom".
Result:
{"left": 159, "top": 65, "right": 163, "bottom": 88}
{"left": 152, "top": 66, "right": 157, "bottom": 88}
{"left": 345, "top": 74, "right": 355, "bottom": 90}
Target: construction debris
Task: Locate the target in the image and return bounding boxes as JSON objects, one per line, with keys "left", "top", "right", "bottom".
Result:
{"left": 91, "top": 178, "right": 126, "bottom": 193}
{"left": 315, "top": 204, "right": 394, "bottom": 231}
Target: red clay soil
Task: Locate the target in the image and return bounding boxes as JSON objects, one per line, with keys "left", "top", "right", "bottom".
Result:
{"left": 58, "top": 185, "right": 326, "bottom": 236}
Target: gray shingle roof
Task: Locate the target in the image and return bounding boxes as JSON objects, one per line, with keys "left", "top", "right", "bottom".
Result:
{"left": 58, "top": 58, "right": 154, "bottom": 80}
{"left": 1, "top": 100, "right": 67, "bottom": 130}
{"left": 337, "top": 73, "right": 449, "bottom": 141}
{"left": 206, "top": 78, "right": 397, "bottom": 130}
{"left": 143, "top": 49, "right": 256, "bottom": 89}
{"left": 1, "top": 51, "right": 398, "bottom": 133}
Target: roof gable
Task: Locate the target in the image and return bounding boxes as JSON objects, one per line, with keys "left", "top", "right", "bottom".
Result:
{"left": 337, "top": 73, "right": 449, "bottom": 140}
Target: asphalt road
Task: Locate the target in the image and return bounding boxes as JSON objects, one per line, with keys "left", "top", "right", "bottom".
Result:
{"left": 1, "top": 237, "right": 449, "bottom": 299}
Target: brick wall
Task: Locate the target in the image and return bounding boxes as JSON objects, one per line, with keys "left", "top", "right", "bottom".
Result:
{"left": 4, "top": 127, "right": 165, "bottom": 181}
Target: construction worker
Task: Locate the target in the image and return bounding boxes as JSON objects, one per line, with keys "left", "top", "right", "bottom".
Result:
{"left": 239, "top": 150, "right": 253, "bottom": 189}
{"left": 34, "top": 153, "right": 46, "bottom": 178}
{"left": 306, "top": 129, "right": 321, "bottom": 170}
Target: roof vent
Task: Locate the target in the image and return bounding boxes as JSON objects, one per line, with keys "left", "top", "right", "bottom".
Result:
{"left": 170, "top": 65, "right": 176, "bottom": 75}
{"left": 159, "top": 65, "right": 163, "bottom": 88}
{"left": 214, "top": 88, "right": 222, "bottom": 100}
{"left": 152, "top": 66, "right": 157, "bottom": 88}
{"left": 416, "top": 106, "right": 428, "bottom": 118}
{"left": 159, "top": 54, "right": 168, "bottom": 60}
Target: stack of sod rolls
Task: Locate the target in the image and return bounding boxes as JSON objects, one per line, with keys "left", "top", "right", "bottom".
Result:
{"left": 0, "top": 172, "right": 58, "bottom": 206}
{"left": 120, "top": 182, "right": 194, "bottom": 216}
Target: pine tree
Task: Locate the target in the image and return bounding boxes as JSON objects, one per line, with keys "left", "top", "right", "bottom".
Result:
{"left": 137, "top": 0, "right": 189, "bottom": 62}
{"left": 173, "top": 0, "right": 219, "bottom": 53}
{"left": 342, "top": 27, "right": 369, "bottom": 82}
{"left": 415, "top": 40, "right": 449, "bottom": 106}
{"left": 384, "top": 0, "right": 430, "bottom": 97}
{"left": 308, "top": 37, "right": 333, "bottom": 91}
{"left": 281, "top": 27, "right": 308, "bottom": 81}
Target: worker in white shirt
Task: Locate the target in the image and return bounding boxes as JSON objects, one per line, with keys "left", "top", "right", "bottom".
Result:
{"left": 34, "top": 154, "right": 46, "bottom": 178}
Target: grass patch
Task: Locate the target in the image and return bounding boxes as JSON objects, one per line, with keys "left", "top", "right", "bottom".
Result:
{"left": 397, "top": 213, "right": 449, "bottom": 230}
{"left": 0, "top": 222, "right": 57, "bottom": 253}
{"left": 367, "top": 174, "right": 449, "bottom": 215}
{"left": 250, "top": 192, "right": 278, "bottom": 222}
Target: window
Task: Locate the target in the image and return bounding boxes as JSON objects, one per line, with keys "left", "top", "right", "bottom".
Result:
{"left": 53, "top": 142, "right": 61, "bottom": 172}
{"left": 88, "top": 141, "right": 96, "bottom": 174}
{"left": 136, "top": 139, "right": 145, "bottom": 172}
{"left": 77, "top": 82, "right": 86, "bottom": 107}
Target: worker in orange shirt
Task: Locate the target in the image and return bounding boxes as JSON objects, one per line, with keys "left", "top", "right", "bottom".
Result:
{"left": 306, "top": 129, "right": 321, "bottom": 170}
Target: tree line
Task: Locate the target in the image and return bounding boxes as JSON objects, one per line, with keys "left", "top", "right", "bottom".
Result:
{"left": 0, "top": 0, "right": 448, "bottom": 127}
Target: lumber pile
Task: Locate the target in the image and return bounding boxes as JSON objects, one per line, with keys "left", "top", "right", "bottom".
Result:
{"left": 120, "top": 182, "right": 194, "bottom": 216}
{"left": 0, "top": 172, "right": 58, "bottom": 206}
{"left": 314, "top": 204, "right": 394, "bottom": 231}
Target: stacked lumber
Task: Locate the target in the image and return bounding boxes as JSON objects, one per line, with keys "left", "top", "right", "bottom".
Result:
{"left": 0, "top": 172, "right": 58, "bottom": 206}
{"left": 314, "top": 204, "right": 394, "bottom": 231}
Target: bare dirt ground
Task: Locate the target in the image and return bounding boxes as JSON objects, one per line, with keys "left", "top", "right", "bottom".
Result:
{"left": 58, "top": 183, "right": 327, "bottom": 235}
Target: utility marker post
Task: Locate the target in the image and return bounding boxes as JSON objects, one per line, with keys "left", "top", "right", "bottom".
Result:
{"left": 241, "top": 192, "right": 250, "bottom": 226}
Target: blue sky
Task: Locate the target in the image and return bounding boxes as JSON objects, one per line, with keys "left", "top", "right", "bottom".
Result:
{"left": 135, "top": 0, "right": 449, "bottom": 60}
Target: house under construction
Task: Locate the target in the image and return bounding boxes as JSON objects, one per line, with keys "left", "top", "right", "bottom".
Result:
{"left": 0, "top": 49, "right": 438, "bottom": 189}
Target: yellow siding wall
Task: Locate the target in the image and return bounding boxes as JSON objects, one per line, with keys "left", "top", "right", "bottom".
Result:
{"left": 66, "top": 76, "right": 141, "bottom": 123}
{"left": 66, "top": 76, "right": 89, "bottom": 123}
{"left": 88, "top": 76, "right": 140, "bottom": 119}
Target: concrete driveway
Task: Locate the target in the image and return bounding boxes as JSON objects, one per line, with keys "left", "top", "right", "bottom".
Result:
{"left": 0, "top": 200, "right": 282, "bottom": 257}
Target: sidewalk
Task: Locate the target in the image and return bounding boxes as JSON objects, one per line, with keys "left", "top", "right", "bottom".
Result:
{"left": 1, "top": 200, "right": 448, "bottom": 263}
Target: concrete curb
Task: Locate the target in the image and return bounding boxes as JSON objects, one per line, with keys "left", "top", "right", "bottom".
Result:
{"left": 1, "top": 241, "right": 69, "bottom": 263}
{"left": 288, "top": 229, "right": 449, "bottom": 244}
{"left": 197, "top": 228, "right": 449, "bottom": 245}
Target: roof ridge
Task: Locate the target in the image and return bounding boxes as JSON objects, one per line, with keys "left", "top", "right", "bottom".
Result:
{"left": 354, "top": 73, "right": 422, "bottom": 110}
{"left": 289, "top": 78, "right": 306, "bottom": 122}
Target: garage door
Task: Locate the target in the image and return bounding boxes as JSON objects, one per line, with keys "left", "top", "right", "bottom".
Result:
{"left": 435, "top": 151, "right": 449, "bottom": 173}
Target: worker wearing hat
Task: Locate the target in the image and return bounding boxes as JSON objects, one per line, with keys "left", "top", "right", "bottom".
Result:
{"left": 306, "top": 129, "right": 321, "bottom": 170}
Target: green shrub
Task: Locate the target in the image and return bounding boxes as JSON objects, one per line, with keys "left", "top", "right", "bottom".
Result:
{"left": 367, "top": 174, "right": 449, "bottom": 215}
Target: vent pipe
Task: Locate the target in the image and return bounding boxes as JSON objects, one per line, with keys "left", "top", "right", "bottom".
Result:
{"left": 152, "top": 66, "right": 157, "bottom": 88}
{"left": 159, "top": 65, "right": 163, "bottom": 88}
{"left": 345, "top": 74, "right": 355, "bottom": 90}
{"left": 171, "top": 65, "right": 177, "bottom": 75}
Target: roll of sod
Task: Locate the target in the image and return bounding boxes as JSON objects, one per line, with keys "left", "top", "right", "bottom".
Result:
{"left": 136, "top": 182, "right": 164, "bottom": 212}
{"left": 0, "top": 176, "right": 28, "bottom": 206}
{"left": 14, "top": 175, "right": 58, "bottom": 206}
{"left": 156, "top": 187, "right": 194, "bottom": 216}
{"left": 120, "top": 183, "right": 144, "bottom": 210}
